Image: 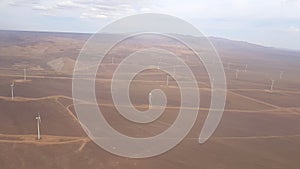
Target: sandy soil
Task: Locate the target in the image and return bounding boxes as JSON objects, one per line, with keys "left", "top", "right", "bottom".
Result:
{"left": 0, "top": 31, "right": 299, "bottom": 169}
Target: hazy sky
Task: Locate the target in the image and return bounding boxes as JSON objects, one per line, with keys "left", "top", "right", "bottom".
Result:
{"left": 0, "top": 0, "right": 300, "bottom": 50}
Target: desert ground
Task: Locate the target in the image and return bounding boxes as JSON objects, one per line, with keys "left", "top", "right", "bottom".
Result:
{"left": 0, "top": 30, "right": 300, "bottom": 169}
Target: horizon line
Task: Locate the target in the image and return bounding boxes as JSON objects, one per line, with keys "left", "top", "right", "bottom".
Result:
{"left": 1, "top": 29, "right": 299, "bottom": 52}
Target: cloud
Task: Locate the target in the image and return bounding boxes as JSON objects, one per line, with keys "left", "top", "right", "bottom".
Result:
{"left": 56, "top": 1, "right": 86, "bottom": 9}
{"left": 75, "top": 1, "right": 141, "bottom": 20}
{"left": 5, "top": 0, "right": 151, "bottom": 20}
{"left": 289, "top": 26, "right": 300, "bottom": 32}
{"left": 1, "top": 0, "right": 300, "bottom": 50}
{"left": 4, "top": 0, "right": 300, "bottom": 20}
{"left": 8, "top": 0, "right": 40, "bottom": 6}
{"left": 80, "top": 12, "right": 107, "bottom": 19}
{"left": 32, "top": 5, "right": 53, "bottom": 11}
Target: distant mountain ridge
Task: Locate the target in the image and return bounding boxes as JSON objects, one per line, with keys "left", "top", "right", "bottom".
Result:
{"left": 0, "top": 30, "right": 299, "bottom": 74}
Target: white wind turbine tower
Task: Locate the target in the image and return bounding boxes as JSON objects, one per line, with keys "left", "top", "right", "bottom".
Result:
{"left": 158, "top": 57, "right": 162, "bottom": 69}
{"left": 166, "top": 74, "right": 170, "bottom": 86}
{"left": 111, "top": 56, "right": 115, "bottom": 64}
{"left": 24, "top": 68, "right": 27, "bottom": 81}
{"left": 280, "top": 71, "right": 284, "bottom": 80}
{"left": 149, "top": 92, "right": 152, "bottom": 106}
{"left": 270, "top": 79, "right": 275, "bottom": 92}
{"left": 10, "top": 82, "right": 14, "bottom": 100}
{"left": 235, "top": 69, "right": 239, "bottom": 79}
{"left": 35, "top": 113, "right": 41, "bottom": 140}
{"left": 244, "top": 64, "right": 248, "bottom": 72}
{"left": 173, "top": 67, "right": 176, "bottom": 78}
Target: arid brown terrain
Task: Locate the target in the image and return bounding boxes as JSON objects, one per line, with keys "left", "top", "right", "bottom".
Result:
{"left": 0, "top": 30, "right": 300, "bottom": 169}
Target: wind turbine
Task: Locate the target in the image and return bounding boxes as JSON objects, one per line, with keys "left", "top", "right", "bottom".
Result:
{"left": 173, "top": 67, "right": 176, "bottom": 78}
{"left": 280, "top": 71, "right": 284, "bottom": 80}
{"left": 158, "top": 57, "right": 162, "bottom": 69}
{"left": 270, "top": 80, "right": 275, "bottom": 92}
{"left": 166, "top": 74, "right": 170, "bottom": 86}
{"left": 111, "top": 56, "right": 115, "bottom": 64}
{"left": 24, "top": 68, "right": 27, "bottom": 81}
{"left": 35, "top": 113, "right": 41, "bottom": 140}
{"left": 10, "top": 82, "right": 14, "bottom": 100}
{"left": 235, "top": 69, "right": 239, "bottom": 79}
{"left": 244, "top": 64, "right": 248, "bottom": 72}
{"left": 149, "top": 92, "right": 152, "bottom": 106}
